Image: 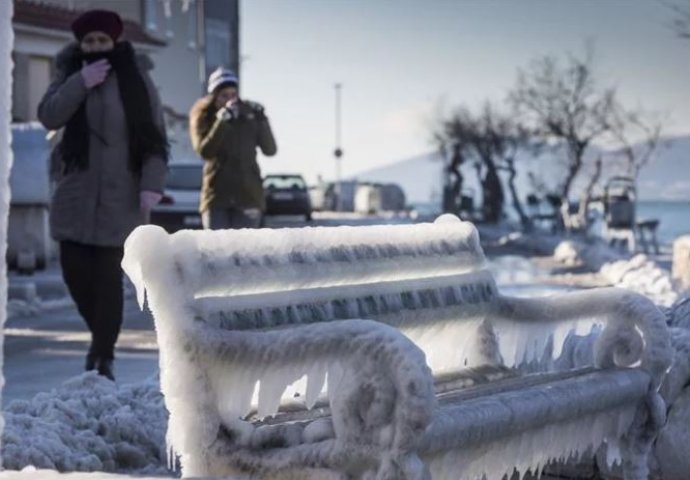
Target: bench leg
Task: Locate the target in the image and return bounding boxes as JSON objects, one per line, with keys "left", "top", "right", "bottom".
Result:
{"left": 621, "top": 392, "right": 667, "bottom": 480}
{"left": 627, "top": 230, "right": 637, "bottom": 254}
{"left": 652, "top": 230, "right": 659, "bottom": 255}
{"left": 638, "top": 228, "right": 648, "bottom": 254}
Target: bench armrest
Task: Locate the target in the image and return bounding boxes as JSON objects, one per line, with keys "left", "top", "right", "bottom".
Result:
{"left": 492, "top": 288, "right": 672, "bottom": 391}
{"left": 167, "top": 319, "right": 436, "bottom": 478}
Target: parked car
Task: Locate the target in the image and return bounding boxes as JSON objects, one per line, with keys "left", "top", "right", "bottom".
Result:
{"left": 263, "top": 174, "right": 312, "bottom": 221}
{"left": 150, "top": 163, "right": 202, "bottom": 232}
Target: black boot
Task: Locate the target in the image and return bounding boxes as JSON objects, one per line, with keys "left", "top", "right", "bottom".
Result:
{"left": 85, "top": 354, "right": 97, "bottom": 371}
{"left": 97, "top": 358, "right": 115, "bottom": 381}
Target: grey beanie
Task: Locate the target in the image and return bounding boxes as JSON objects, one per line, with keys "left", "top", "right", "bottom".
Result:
{"left": 207, "top": 67, "right": 238, "bottom": 94}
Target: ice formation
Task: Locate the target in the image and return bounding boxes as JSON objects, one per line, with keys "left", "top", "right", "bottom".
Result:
{"left": 422, "top": 369, "right": 646, "bottom": 480}
{"left": 2, "top": 373, "right": 168, "bottom": 474}
{"left": 122, "top": 216, "right": 672, "bottom": 479}
{"left": 1, "top": 0, "right": 15, "bottom": 467}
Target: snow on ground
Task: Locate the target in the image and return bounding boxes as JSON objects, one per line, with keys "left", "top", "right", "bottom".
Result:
{"left": 0, "top": 470, "right": 172, "bottom": 479}
{"left": 600, "top": 254, "right": 678, "bottom": 307}
{"left": 2, "top": 373, "right": 169, "bottom": 476}
{"left": 553, "top": 239, "right": 679, "bottom": 307}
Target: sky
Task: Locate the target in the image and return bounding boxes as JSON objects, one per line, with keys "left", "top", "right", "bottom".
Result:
{"left": 239, "top": 0, "right": 690, "bottom": 184}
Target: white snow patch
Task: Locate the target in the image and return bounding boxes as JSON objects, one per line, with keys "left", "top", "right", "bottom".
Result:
{"left": 554, "top": 239, "right": 679, "bottom": 307}
{"left": 2, "top": 373, "right": 168, "bottom": 475}
{"left": 601, "top": 254, "right": 678, "bottom": 307}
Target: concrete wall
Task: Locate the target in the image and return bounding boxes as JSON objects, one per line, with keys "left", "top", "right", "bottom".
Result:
{"left": 144, "top": 0, "right": 205, "bottom": 163}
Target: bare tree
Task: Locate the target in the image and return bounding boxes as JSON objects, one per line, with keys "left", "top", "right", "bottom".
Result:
{"left": 480, "top": 103, "right": 533, "bottom": 229}
{"left": 509, "top": 47, "right": 617, "bottom": 201}
{"left": 566, "top": 156, "right": 603, "bottom": 235}
{"left": 666, "top": 1, "right": 690, "bottom": 38}
{"left": 436, "top": 103, "right": 537, "bottom": 226}
{"left": 470, "top": 105, "right": 505, "bottom": 223}
{"left": 433, "top": 109, "right": 474, "bottom": 215}
{"left": 438, "top": 107, "right": 505, "bottom": 223}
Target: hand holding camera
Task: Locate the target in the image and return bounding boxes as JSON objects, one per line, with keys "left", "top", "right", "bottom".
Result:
{"left": 225, "top": 99, "right": 240, "bottom": 119}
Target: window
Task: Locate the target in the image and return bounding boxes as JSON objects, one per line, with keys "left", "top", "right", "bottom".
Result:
{"left": 144, "top": 0, "right": 158, "bottom": 31}
{"left": 204, "top": 18, "right": 230, "bottom": 73}
{"left": 27, "top": 56, "right": 51, "bottom": 122}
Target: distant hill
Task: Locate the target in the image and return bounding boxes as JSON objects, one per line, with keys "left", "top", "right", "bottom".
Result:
{"left": 631, "top": 135, "right": 690, "bottom": 200}
{"left": 348, "top": 152, "right": 445, "bottom": 204}
{"left": 350, "top": 135, "right": 690, "bottom": 204}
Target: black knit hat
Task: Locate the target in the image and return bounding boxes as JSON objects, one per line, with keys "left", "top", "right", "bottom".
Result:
{"left": 71, "top": 9, "right": 124, "bottom": 42}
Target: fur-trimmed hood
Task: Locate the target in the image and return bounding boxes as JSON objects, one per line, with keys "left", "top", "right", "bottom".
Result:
{"left": 189, "top": 95, "right": 214, "bottom": 127}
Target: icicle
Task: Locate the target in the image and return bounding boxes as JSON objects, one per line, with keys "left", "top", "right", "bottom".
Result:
{"left": 257, "top": 376, "right": 290, "bottom": 419}
{"left": 424, "top": 406, "right": 637, "bottom": 480}
{"left": 306, "top": 364, "right": 327, "bottom": 409}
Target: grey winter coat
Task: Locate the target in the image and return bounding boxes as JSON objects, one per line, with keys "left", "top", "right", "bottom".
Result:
{"left": 38, "top": 44, "right": 167, "bottom": 247}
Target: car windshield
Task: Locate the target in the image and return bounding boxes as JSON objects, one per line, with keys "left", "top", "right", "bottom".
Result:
{"left": 166, "top": 165, "right": 202, "bottom": 190}
{"left": 264, "top": 176, "right": 307, "bottom": 190}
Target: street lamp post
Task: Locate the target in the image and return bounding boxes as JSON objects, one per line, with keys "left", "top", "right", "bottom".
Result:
{"left": 334, "top": 83, "right": 343, "bottom": 212}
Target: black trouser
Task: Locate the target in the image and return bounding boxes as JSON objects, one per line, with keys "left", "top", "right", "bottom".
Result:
{"left": 59, "top": 241, "right": 124, "bottom": 361}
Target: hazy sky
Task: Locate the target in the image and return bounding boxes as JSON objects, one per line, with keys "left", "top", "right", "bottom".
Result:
{"left": 240, "top": 0, "right": 690, "bottom": 184}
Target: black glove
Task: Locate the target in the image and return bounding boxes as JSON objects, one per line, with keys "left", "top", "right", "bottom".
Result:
{"left": 245, "top": 101, "right": 266, "bottom": 120}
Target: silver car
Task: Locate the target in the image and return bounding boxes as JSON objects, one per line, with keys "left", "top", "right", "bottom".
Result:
{"left": 150, "top": 163, "right": 203, "bottom": 232}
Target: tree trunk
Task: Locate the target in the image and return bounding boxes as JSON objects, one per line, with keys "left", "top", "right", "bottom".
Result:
{"left": 506, "top": 162, "right": 531, "bottom": 230}
{"left": 575, "top": 157, "right": 602, "bottom": 235}
{"left": 560, "top": 144, "right": 585, "bottom": 200}
{"left": 443, "top": 151, "right": 464, "bottom": 215}
{"left": 482, "top": 163, "right": 504, "bottom": 223}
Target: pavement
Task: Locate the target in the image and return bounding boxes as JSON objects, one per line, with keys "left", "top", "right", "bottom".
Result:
{"left": 3, "top": 266, "right": 159, "bottom": 406}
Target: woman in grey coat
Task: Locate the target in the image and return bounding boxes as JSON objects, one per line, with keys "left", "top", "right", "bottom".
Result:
{"left": 38, "top": 9, "right": 168, "bottom": 380}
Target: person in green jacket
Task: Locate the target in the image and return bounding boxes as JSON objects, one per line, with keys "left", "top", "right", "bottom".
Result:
{"left": 189, "top": 67, "right": 277, "bottom": 229}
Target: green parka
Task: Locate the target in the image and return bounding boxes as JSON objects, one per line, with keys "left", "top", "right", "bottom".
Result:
{"left": 189, "top": 97, "right": 277, "bottom": 213}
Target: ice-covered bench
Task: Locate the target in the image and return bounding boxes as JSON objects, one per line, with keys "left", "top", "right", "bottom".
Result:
{"left": 122, "top": 215, "right": 672, "bottom": 480}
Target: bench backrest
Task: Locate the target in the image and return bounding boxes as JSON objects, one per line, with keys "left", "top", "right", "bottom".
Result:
{"left": 124, "top": 216, "right": 507, "bottom": 374}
